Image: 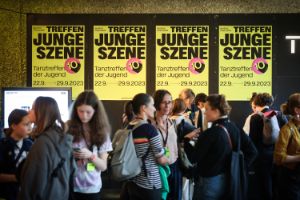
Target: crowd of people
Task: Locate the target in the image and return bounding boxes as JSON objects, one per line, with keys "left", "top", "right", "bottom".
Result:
{"left": 0, "top": 89, "right": 300, "bottom": 200}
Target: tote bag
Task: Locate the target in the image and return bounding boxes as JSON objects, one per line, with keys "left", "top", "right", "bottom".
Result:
{"left": 217, "top": 124, "right": 247, "bottom": 200}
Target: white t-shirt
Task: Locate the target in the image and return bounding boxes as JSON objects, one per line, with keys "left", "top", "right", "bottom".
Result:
{"left": 243, "top": 113, "right": 255, "bottom": 135}
{"left": 73, "top": 135, "right": 112, "bottom": 193}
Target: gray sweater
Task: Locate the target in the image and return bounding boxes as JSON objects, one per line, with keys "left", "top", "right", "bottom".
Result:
{"left": 19, "top": 126, "right": 76, "bottom": 200}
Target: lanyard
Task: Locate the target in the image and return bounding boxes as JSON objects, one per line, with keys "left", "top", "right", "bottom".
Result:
{"left": 157, "top": 119, "right": 169, "bottom": 147}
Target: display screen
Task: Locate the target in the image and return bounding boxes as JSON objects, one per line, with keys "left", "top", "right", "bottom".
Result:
{"left": 1, "top": 87, "right": 72, "bottom": 129}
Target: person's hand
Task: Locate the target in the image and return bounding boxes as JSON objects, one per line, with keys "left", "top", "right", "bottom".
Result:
{"left": 184, "top": 112, "right": 191, "bottom": 119}
{"left": 73, "top": 147, "right": 93, "bottom": 160}
{"left": 184, "top": 128, "right": 200, "bottom": 140}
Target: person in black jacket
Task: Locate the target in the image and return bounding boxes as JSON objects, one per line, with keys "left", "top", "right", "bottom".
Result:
{"left": 248, "top": 93, "right": 288, "bottom": 200}
{"left": 189, "top": 94, "right": 257, "bottom": 200}
{"left": 0, "top": 109, "right": 33, "bottom": 200}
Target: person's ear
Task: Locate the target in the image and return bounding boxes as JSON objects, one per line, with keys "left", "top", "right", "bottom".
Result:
{"left": 11, "top": 124, "right": 17, "bottom": 131}
{"left": 294, "top": 107, "right": 300, "bottom": 117}
{"left": 140, "top": 105, "right": 147, "bottom": 113}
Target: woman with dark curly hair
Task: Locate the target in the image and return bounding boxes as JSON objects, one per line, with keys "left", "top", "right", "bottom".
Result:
{"left": 191, "top": 94, "right": 257, "bottom": 200}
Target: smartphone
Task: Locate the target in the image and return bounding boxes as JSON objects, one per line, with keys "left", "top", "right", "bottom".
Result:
{"left": 73, "top": 147, "right": 81, "bottom": 152}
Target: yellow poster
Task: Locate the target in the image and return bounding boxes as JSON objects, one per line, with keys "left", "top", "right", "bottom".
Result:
{"left": 156, "top": 26, "right": 209, "bottom": 98}
{"left": 93, "top": 26, "right": 146, "bottom": 100}
{"left": 219, "top": 26, "right": 272, "bottom": 101}
{"left": 32, "top": 25, "right": 85, "bottom": 99}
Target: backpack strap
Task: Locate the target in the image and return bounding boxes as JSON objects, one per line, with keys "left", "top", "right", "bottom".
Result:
{"left": 129, "top": 120, "right": 149, "bottom": 177}
{"left": 216, "top": 124, "right": 240, "bottom": 152}
{"left": 41, "top": 131, "right": 75, "bottom": 199}
{"left": 217, "top": 124, "right": 232, "bottom": 149}
{"left": 42, "top": 133, "right": 66, "bottom": 178}
{"left": 128, "top": 120, "right": 148, "bottom": 131}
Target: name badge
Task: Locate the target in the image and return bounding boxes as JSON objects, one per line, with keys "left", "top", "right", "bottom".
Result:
{"left": 87, "top": 162, "right": 96, "bottom": 171}
{"left": 165, "top": 147, "right": 170, "bottom": 157}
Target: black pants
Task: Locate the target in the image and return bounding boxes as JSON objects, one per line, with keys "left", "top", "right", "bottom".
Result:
{"left": 71, "top": 191, "right": 101, "bottom": 200}
{"left": 248, "top": 150, "right": 273, "bottom": 200}
{"left": 120, "top": 181, "right": 161, "bottom": 200}
{"left": 278, "top": 166, "right": 300, "bottom": 200}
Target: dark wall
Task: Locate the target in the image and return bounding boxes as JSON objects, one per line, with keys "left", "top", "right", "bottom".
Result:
{"left": 26, "top": 14, "right": 300, "bottom": 132}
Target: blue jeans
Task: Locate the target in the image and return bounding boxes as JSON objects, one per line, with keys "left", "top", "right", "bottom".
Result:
{"left": 193, "top": 173, "right": 226, "bottom": 200}
{"left": 167, "top": 160, "right": 182, "bottom": 200}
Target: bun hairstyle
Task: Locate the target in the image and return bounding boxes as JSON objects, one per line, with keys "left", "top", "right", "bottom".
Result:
{"left": 4, "top": 109, "right": 28, "bottom": 137}
{"left": 124, "top": 100, "right": 134, "bottom": 122}
{"left": 206, "top": 94, "right": 231, "bottom": 116}
{"left": 281, "top": 93, "right": 300, "bottom": 116}
{"left": 253, "top": 93, "right": 274, "bottom": 107}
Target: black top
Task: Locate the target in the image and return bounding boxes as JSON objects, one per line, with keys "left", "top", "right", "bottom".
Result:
{"left": 191, "top": 117, "right": 257, "bottom": 177}
{"left": 196, "top": 109, "right": 203, "bottom": 130}
{"left": 0, "top": 136, "right": 33, "bottom": 200}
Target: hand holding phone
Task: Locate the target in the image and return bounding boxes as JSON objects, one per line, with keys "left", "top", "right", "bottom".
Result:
{"left": 73, "top": 147, "right": 81, "bottom": 152}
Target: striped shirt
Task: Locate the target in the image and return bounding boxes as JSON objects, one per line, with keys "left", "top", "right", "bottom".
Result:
{"left": 129, "top": 123, "right": 164, "bottom": 189}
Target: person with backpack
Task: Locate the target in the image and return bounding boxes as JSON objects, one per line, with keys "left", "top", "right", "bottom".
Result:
{"left": 170, "top": 98, "right": 200, "bottom": 200}
{"left": 67, "top": 91, "right": 112, "bottom": 200}
{"left": 18, "top": 97, "right": 76, "bottom": 200}
{"left": 190, "top": 94, "right": 257, "bottom": 200}
{"left": 0, "top": 109, "right": 33, "bottom": 200}
{"left": 274, "top": 93, "right": 300, "bottom": 200}
{"left": 249, "top": 93, "right": 288, "bottom": 200}
{"left": 170, "top": 98, "right": 200, "bottom": 144}
{"left": 120, "top": 93, "right": 168, "bottom": 200}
